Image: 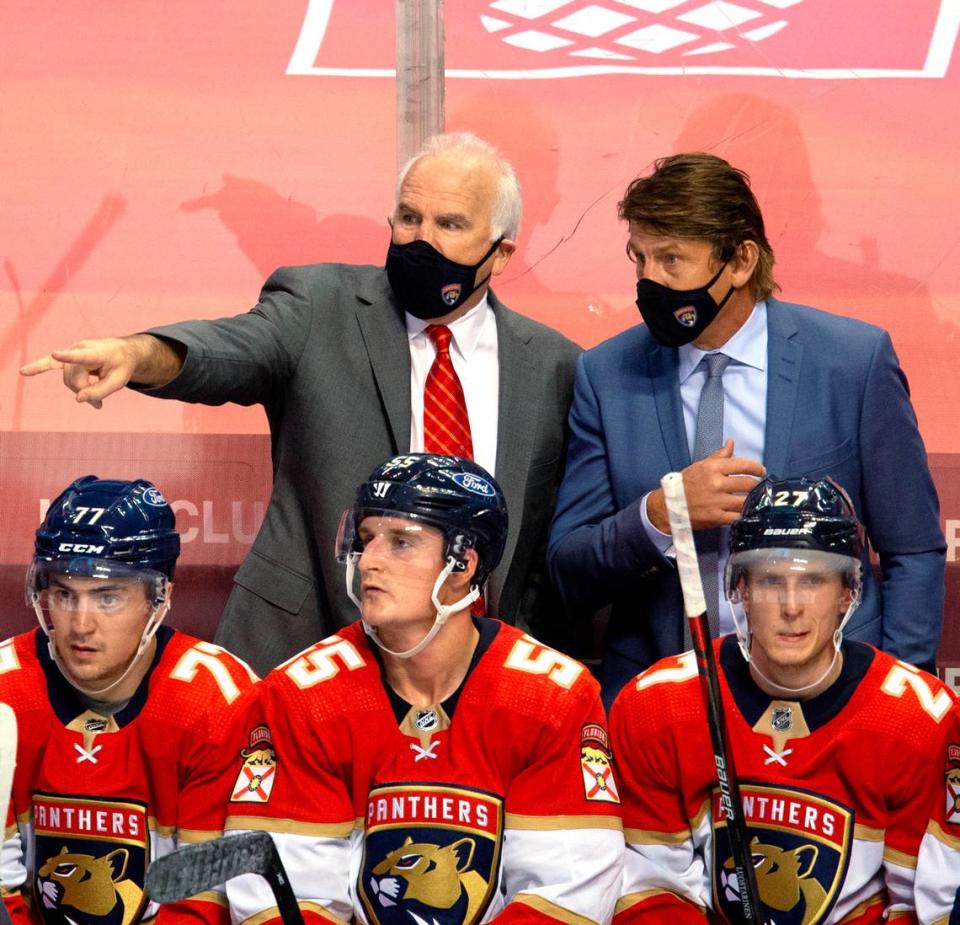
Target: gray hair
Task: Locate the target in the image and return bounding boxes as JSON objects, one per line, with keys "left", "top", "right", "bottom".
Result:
{"left": 395, "top": 132, "right": 522, "bottom": 240}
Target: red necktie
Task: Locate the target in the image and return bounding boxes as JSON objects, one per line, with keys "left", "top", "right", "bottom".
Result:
{"left": 423, "top": 325, "right": 474, "bottom": 459}
{"left": 423, "top": 325, "right": 486, "bottom": 616}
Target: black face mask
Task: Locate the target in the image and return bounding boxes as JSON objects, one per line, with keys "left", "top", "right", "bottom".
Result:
{"left": 386, "top": 237, "right": 503, "bottom": 320}
{"left": 635, "top": 263, "right": 734, "bottom": 347}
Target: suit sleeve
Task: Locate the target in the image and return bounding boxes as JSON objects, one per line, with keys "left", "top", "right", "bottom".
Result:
{"left": 495, "top": 678, "right": 624, "bottom": 925}
{"left": 548, "top": 353, "right": 670, "bottom": 612}
{"left": 139, "top": 265, "right": 317, "bottom": 407}
{"left": 609, "top": 677, "right": 710, "bottom": 924}
{"left": 858, "top": 330, "right": 945, "bottom": 669}
{"left": 224, "top": 672, "right": 353, "bottom": 925}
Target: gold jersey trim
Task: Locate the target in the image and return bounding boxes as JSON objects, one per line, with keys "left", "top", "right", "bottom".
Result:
{"left": 882, "top": 845, "right": 918, "bottom": 869}
{"left": 504, "top": 813, "right": 622, "bottom": 831}
{"left": 513, "top": 893, "right": 598, "bottom": 925}
{"left": 225, "top": 816, "right": 355, "bottom": 838}
{"left": 623, "top": 827, "right": 690, "bottom": 846}
{"left": 927, "top": 818, "right": 960, "bottom": 850}
{"left": 177, "top": 828, "right": 223, "bottom": 844}
{"left": 853, "top": 823, "right": 884, "bottom": 841}
{"left": 191, "top": 891, "right": 228, "bottom": 907}
{"left": 615, "top": 889, "right": 706, "bottom": 914}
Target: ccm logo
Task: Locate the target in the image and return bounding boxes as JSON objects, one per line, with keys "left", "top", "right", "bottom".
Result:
{"left": 57, "top": 543, "right": 105, "bottom": 554}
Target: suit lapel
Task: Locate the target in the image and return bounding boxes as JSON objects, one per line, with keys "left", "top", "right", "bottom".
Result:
{"left": 763, "top": 299, "right": 802, "bottom": 478}
{"left": 648, "top": 341, "right": 690, "bottom": 472}
{"left": 492, "top": 296, "right": 538, "bottom": 604}
{"left": 354, "top": 278, "right": 412, "bottom": 454}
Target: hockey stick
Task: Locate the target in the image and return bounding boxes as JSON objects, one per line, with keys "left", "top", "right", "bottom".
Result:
{"left": 145, "top": 831, "right": 304, "bottom": 925}
{"left": 0, "top": 702, "right": 18, "bottom": 925}
{"left": 660, "top": 473, "right": 765, "bottom": 923}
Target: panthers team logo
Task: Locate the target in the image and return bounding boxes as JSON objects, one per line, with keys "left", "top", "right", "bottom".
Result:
{"left": 674, "top": 305, "right": 698, "bottom": 327}
{"left": 441, "top": 283, "right": 462, "bottom": 306}
{"left": 32, "top": 793, "right": 148, "bottom": 925}
{"left": 712, "top": 783, "right": 853, "bottom": 925}
{"left": 359, "top": 784, "right": 503, "bottom": 925}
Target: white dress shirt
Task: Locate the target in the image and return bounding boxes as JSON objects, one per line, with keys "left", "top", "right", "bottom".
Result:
{"left": 641, "top": 301, "right": 768, "bottom": 633}
{"left": 406, "top": 296, "right": 499, "bottom": 477}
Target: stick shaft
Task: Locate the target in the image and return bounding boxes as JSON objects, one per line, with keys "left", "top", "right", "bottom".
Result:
{"left": 660, "top": 473, "right": 765, "bottom": 923}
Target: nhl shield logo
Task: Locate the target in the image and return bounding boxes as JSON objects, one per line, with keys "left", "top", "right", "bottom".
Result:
{"left": 771, "top": 707, "right": 793, "bottom": 732}
{"left": 674, "top": 305, "right": 698, "bottom": 327}
{"left": 712, "top": 783, "right": 853, "bottom": 925}
{"left": 359, "top": 784, "right": 503, "bottom": 925}
{"left": 32, "top": 792, "right": 149, "bottom": 925}
{"left": 441, "top": 283, "right": 462, "bottom": 306}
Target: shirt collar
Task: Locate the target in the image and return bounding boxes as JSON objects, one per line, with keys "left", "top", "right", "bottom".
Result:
{"left": 678, "top": 300, "right": 768, "bottom": 384}
{"left": 405, "top": 294, "right": 491, "bottom": 359}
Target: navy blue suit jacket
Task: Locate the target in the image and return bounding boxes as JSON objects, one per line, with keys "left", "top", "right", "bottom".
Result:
{"left": 548, "top": 299, "right": 945, "bottom": 704}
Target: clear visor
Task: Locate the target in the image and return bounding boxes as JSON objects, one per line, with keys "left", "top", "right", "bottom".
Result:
{"left": 27, "top": 559, "right": 168, "bottom": 614}
{"left": 725, "top": 548, "right": 858, "bottom": 605}
{"left": 337, "top": 511, "right": 453, "bottom": 606}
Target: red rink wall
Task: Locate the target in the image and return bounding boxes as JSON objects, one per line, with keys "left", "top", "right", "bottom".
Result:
{"left": 2, "top": 1, "right": 959, "bottom": 678}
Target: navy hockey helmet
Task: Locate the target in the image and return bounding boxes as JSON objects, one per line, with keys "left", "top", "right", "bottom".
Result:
{"left": 29, "top": 476, "right": 180, "bottom": 605}
{"left": 341, "top": 454, "right": 508, "bottom": 587}
{"left": 725, "top": 476, "right": 864, "bottom": 601}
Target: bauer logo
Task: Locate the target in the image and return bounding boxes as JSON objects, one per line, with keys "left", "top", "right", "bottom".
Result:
{"left": 452, "top": 473, "right": 496, "bottom": 497}
{"left": 287, "top": 0, "right": 960, "bottom": 79}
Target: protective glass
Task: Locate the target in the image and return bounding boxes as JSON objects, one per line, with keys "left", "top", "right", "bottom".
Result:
{"left": 725, "top": 548, "right": 856, "bottom": 606}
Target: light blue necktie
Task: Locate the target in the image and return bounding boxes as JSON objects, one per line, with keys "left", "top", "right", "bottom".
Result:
{"left": 690, "top": 352, "right": 731, "bottom": 642}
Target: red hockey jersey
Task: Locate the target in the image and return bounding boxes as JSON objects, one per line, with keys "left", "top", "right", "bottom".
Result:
{"left": 225, "top": 619, "right": 624, "bottom": 925}
{"left": 610, "top": 637, "right": 959, "bottom": 925}
{"left": 0, "top": 626, "right": 258, "bottom": 925}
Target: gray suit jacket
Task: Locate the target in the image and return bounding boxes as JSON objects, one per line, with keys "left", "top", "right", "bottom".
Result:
{"left": 147, "top": 263, "right": 581, "bottom": 674}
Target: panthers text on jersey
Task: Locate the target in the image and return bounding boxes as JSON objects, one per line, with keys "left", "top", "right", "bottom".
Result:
{"left": 609, "top": 636, "right": 960, "bottom": 925}
{"left": 225, "top": 619, "right": 624, "bottom": 925}
{"left": 0, "top": 626, "right": 258, "bottom": 925}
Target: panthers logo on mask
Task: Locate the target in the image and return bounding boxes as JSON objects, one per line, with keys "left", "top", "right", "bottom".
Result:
{"left": 359, "top": 784, "right": 503, "bottom": 925}
{"left": 32, "top": 793, "right": 149, "bottom": 925}
{"left": 712, "top": 783, "right": 852, "bottom": 925}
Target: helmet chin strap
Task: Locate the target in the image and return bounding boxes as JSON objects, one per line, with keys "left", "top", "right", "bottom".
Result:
{"left": 32, "top": 593, "right": 170, "bottom": 700}
{"left": 729, "top": 596, "right": 860, "bottom": 697}
{"left": 346, "top": 556, "right": 479, "bottom": 660}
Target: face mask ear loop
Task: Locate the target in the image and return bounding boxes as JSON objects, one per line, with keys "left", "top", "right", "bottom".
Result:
{"left": 360, "top": 558, "right": 479, "bottom": 661}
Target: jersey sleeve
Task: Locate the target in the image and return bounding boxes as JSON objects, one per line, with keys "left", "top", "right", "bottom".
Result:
{"left": 158, "top": 641, "right": 260, "bottom": 925}
{"left": 224, "top": 665, "right": 355, "bottom": 925}
{"left": 915, "top": 693, "right": 960, "bottom": 924}
{"left": 609, "top": 664, "right": 710, "bottom": 924}
{"left": 496, "top": 660, "right": 623, "bottom": 925}
{"left": 865, "top": 663, "right": 958, "bottom": 921}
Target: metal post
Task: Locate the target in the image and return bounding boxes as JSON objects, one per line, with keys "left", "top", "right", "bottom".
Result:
{"left": 395, "top": 0, "right": 445, "bottom": 173}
